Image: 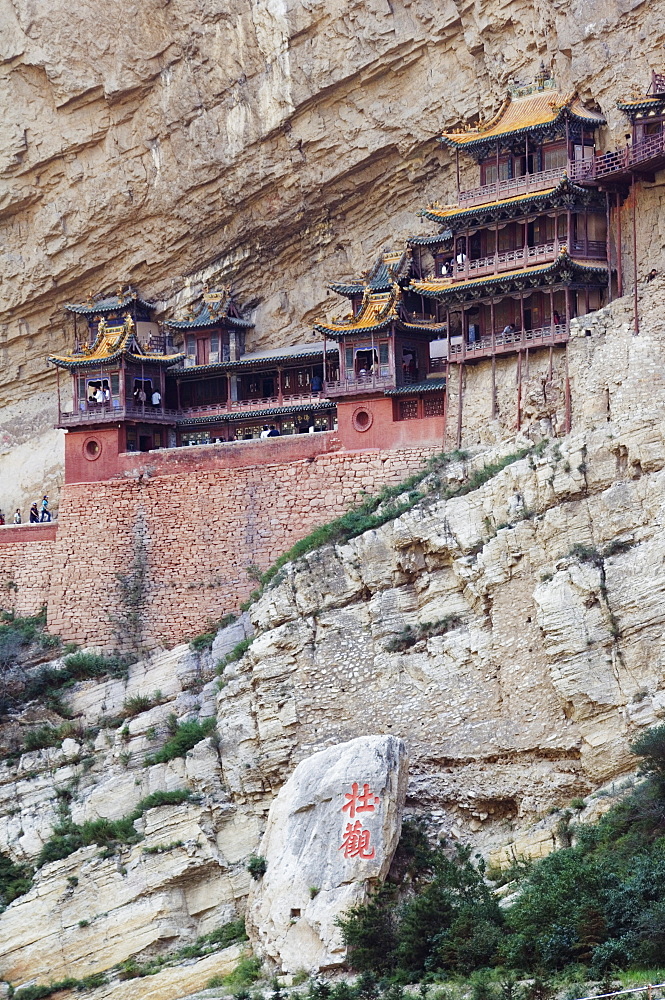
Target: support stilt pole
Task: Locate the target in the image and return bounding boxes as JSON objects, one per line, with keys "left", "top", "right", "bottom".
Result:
{"left": 632, "top": 173, "right": 639, "bottom": 334}
{"left": 456, "top": 362, "right": 463, "bottom": 449}
{"left": 516, "top": 351, "right": 522, "bottom": 431}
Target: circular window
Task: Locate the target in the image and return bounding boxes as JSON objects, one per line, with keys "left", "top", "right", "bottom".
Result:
{"left": 352, "top": 407, "right": 373, "bottom": 432}
{"left": 83, "top": 437, "right": 102, "bottom": 461}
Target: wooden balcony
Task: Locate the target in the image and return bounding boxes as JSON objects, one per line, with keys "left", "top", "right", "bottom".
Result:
{"left": 458, "top": 166, "right": 569, "bottom": 208}
{"left": 59, "top": 403, "right": 179, "bottom": 427}
{"left": 450, "top": 239, "right": 607, "bottom": 282}
{"left": 448, "top": 323, "right": 569, "bottom": 363}
{"left": 570, "top": 132, "right": 665, "bottom": 185}
{"left": 58, "top": 392, "right": 327, "bottom": 427}
{"left": 324, "top": 374, "right": 396, "bottom": 397}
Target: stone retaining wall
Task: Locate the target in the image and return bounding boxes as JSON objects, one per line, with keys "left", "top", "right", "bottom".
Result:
{"left": 1, "top": 444, "right": 436, "bottom": 648}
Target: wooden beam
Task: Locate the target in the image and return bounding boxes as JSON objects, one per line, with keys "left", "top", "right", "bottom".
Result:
{"left": 456, "top": 363, "right": 463, "bottom": 448}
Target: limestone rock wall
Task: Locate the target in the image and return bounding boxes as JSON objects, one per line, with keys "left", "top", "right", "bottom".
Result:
{"left": 1, "top": 0, "right": 664, "bottom": 466}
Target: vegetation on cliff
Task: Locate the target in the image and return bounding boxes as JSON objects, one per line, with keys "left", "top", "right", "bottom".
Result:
{"left": 338, "top": 728, "right": 665, "bottom": 979}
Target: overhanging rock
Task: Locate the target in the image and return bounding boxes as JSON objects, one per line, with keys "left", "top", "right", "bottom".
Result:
{"left": 247, "top": 734, "right": 408, "bottom": 973}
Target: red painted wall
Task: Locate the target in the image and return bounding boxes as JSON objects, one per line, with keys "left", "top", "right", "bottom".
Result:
{"left": 64, "top": 427, "right": 122, "bottom": 484}
{"left": 336, "top": 398, "right": 446, "bottom": 451}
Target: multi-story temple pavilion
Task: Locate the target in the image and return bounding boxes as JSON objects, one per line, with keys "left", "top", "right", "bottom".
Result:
{"left": 51, "top": 287, "right": 339, "bottom": 478}
{"left": 313, "top": 250, "right": 447, "bottom": 448}
{"left": 408, "top": 74, "right": 611, "bottom": 366}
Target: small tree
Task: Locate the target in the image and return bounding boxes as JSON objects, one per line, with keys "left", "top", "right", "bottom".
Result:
{"left": 631, "top": 723, "right": 665, "bottom": 782}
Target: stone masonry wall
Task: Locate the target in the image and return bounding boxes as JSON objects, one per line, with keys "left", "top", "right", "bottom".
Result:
{"left": 0, "top": 527, "right": 56, "bottom": 617}
{"left": 46, "top": 445, "right": 437, "bottom": 649}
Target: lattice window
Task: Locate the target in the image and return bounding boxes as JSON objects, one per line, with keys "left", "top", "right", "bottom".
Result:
{"left": 399, "top": 399, "right": 419, "bottom": 421}
{"left": 424, "top": 396, "right": 444, "bottom": 417}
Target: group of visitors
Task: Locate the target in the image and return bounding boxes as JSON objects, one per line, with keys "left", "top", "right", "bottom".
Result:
{"left": 133, "top": 385, "right": 161, "bottom": 407}
{"left": 6, "top": 496, "right": 52, "bottom": 525}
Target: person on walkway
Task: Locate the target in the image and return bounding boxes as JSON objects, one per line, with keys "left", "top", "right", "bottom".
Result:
{"left": 13, "top": 509, "right": 21, "bottom": 524}
{"left": 267, "top": 424, "right": 280, "bottom": 436}
{"left": 0, "top": 511, "right": 4, "bottom": 526}
{"left": 311, "top": 374, "right": 323, "bottom": 393}
{"left": 29, "top": 503, "right": 39, "bottom": 523}
{"left": 94, "top": 386, "right": 104, "bottom": 405}
{"left": 40, "top": 496, "right": 51, "bottom": 522}
{"left": 151, "top": 388, "right": 162, "bottom": 407}
{"left": 260, "top": 425, "right": 270, "bottom": 439}
{"left": 646, "top": 268, "right": 658, "bottom": 283}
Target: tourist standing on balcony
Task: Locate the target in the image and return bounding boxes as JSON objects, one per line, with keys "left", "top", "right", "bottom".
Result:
{"left": 311, "top": 373, "right": 323, "bottom": 393}
{"left": 268, "top": 425, "right": 280, "bottom": 436}
{"left": 29, "top": 503, "right": 39, "bottom": 523}
{"left": 95, "top": 386, "right": 104, "bottom": 405}
{"left": 0, "top": 511, "right": 4, "bottom": 526}
{"left": 13, "top": 509, "right": 21, "bottom": 524}
{"left": 260, "top": 425, "right": 270, "bottom": 439}
{"left": 151, "top": 388, "right": 162, "bottom": 407}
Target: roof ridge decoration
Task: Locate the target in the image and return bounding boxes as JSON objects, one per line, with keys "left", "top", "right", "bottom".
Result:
{"left": 66, "top": 286, "right": 155, "bottom": 317}
{"left": 49, "top": 313, "right": 183, "bottom": 369}
{"left": 166, "top": 285, "right": 254, "bottom": 331}
{"left": 328, "top": 248, "right": 412, "bottom": 299}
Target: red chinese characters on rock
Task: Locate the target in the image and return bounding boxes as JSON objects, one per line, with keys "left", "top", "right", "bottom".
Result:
{"left": 339, "top": 782, "right": 381, "bottom": 860}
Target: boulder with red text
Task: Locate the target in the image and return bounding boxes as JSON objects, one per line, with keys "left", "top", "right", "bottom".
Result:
{"left": 246, "top": 735, "right": 408, "bottom": 972}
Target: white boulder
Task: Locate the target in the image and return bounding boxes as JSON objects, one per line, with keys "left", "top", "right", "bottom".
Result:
{"left": 247, "top": 734, "right": 407, "bottom": 973}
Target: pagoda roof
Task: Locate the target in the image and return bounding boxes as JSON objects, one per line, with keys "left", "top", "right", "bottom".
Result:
{"left": 66, "top": 289, "right": 155, "bottom": 317}
{"left": 328, "top": 249, "right": 412, "bottom": 298}
{"left": 384, "top": 379, "right": 446, "bottom": 396}
{"left": 418, "top": 176, "right": 603, "bottom": 232}
{"left": 172, "top": 342, "right": 338, "bottom": 376}
{"left": 410, "top": 250, "right": 608, "bottom": 302}
{"left": 166, "top": 288, "right": 254, "bottom": 331}
{"left": 49, "top": 315, "right": 183, "bottom": 370}
{"left": 440, "top": 87, "right": 604, "bottom": 152}
{"left": 408, "top": 230, "right": 454, "bottom": 247}
{"left": 617, "top": 95, "right": 665, "bottom": 118}
{"left": 314, "top": 284, "right": 445, "bottom": 339}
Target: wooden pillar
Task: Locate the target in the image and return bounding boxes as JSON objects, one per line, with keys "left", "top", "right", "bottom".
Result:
{"left": 516, "top": 350, "right": 522, "bottom": 431}
{"left": 442, "top": 377, "right": 449, "bottom": 451}
{"left": 277, "top": 368, "right": 283, "bottom": 405}
{"left": 564, "top": 343, "right": 571, "bottom": 433}
{"left": 176, "top": 378, "right": 181, "bottom": 410}
{"left": 456, "top": 148, "right": 461, "bottom": 198}
{"left": 491, "top": 354, "right": 497, "bottom": 419}
{"left": 549, "top": 288, "right": 555, "bottom": 340}
{"left": 565, "top": 285, "right": 571, "bottom": 328}
{"left": 456, "top": 362, "right": 463, "bottom": 448}
{"left": 548, "top": 346, "right": 553, "bottom": 383}
{"left": 632, "top": 173, "right": 639, "bottom": 334}
{"left": 461, "top": 304, "right": 467, "bottom": 360}
{"left": 490, "top": 297, "right": 496, "bottom": 350}
{"left": 56, "top": 366, "right": 61, "bottom": 420}
{"left": 605, "top": 191, "right": 613, "bottom": 303}
{"left": 616, "top": 193, "right": 623, "bottom": 297}
{"left": 519, "top": 290, "right": 525, "bottom": 336}
{"left": 525, "top": 133, "right": 529, "bottom": 177}
{"left": 495, "top": 141, "right": 500, "bottom": 201}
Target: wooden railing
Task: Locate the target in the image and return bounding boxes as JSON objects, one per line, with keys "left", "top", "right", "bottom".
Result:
{"left": 448, "top": 323, "right": 569, "bottom": 361}
{"left": 458, "top": 166, "right": 568, "bottom": 208}
{"left": 58, "top": 391, "right": 326, "bottom": 426}
{"left": 446, "top": 239, "right": 607, "bottom": 282}
{"left": 569, "top": 131, "right": 665, "bottom": 182}
{"left": 324, "top": 374, "right": 396, "bottom": 396}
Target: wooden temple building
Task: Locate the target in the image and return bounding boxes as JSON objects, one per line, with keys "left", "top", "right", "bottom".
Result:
{"left": 49, "top": 71, "right": 665, "bottom": 478}
{"left": 313, "top": 250, "right": 447, "bottom": 448}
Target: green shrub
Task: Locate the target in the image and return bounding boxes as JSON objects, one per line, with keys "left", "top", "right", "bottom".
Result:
{"left": 223, "top": 955, "right": 262, "bottom": 988}
{"left": 0, "top": 850, "right": 33, "bottom": 905}
{"left": 23, "top": 721, "right": 83, "bottom": 753}
{"left": 217, "top": 638, "right": 254, "bottom": 674}
{"left": 144, "top": 717, "right": 216, "bottom": 765}
{"left": 247, "top": 854, "right": 267, "bottom": 880}
{"left": 122, "top": 693, "right": 154, "bottom": 717}
{"left": 190, "top": 631, "right": 217, "bottom": 652}
{"left": 386, "top": 616, "right": 463, "bottom": 652}
{"left": 631, "top": 723, "right": 665, "bottom": 782}
{"left": 36, "top": 789, "right": 194, "bottom": 867}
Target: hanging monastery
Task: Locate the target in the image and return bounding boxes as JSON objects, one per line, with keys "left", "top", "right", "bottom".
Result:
{"left": 2, "top": 69, "right": 665, "bottom": 647}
